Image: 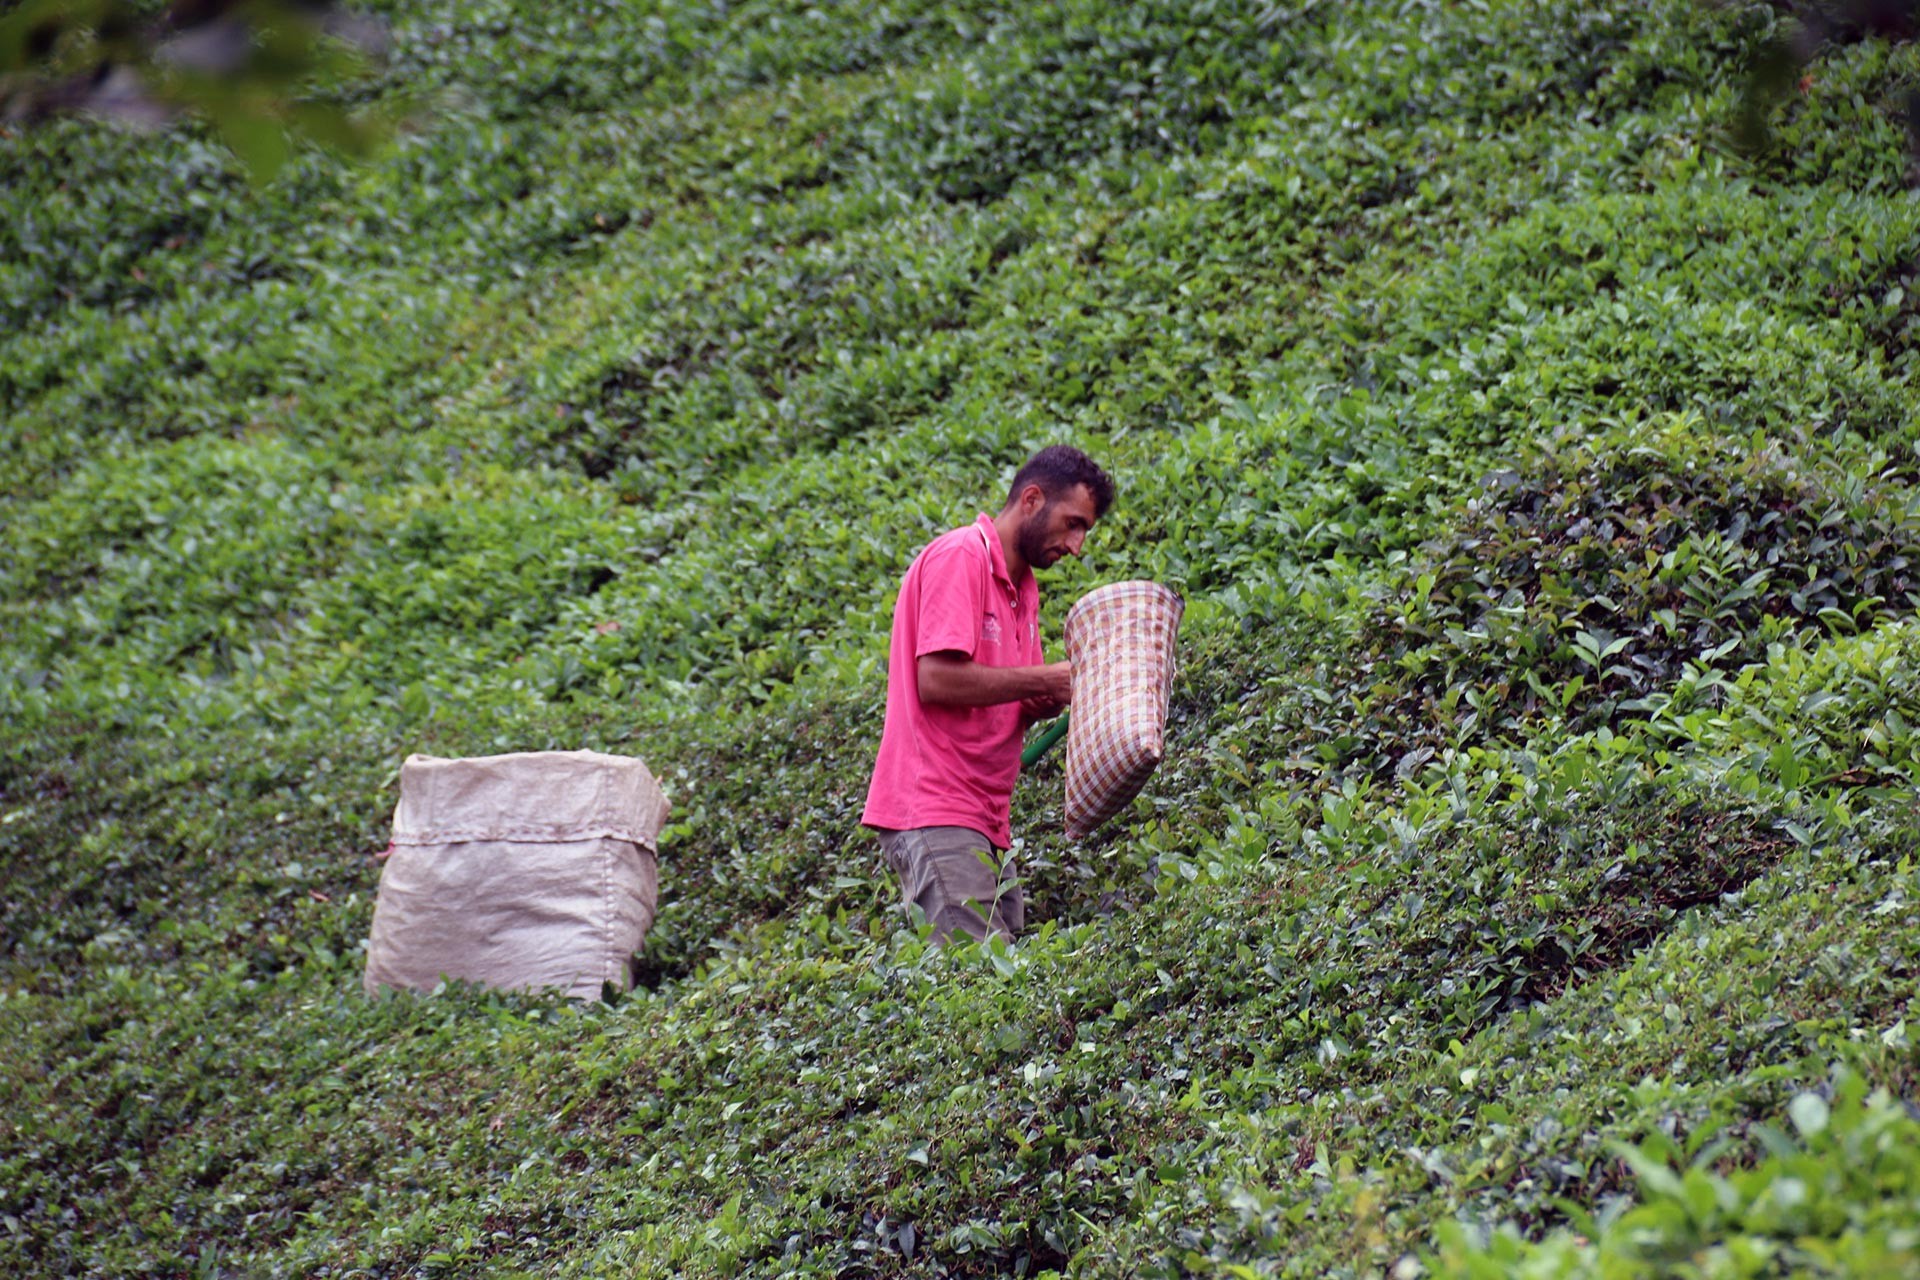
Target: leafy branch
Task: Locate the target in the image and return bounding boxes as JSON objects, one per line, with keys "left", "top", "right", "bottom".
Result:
{"left": 0, "top": 0, "right": 395, "bottom": 179}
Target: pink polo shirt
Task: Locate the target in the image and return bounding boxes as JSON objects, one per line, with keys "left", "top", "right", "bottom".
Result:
{"left": 862, "top": 514, "right": 1043, "bottom": 849}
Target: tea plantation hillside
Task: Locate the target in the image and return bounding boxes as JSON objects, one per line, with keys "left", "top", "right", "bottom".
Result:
{"left": 8, "top": 1, "right": 1920, "bottom": 1275}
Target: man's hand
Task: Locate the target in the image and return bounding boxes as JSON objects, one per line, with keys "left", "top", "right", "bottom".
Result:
{"left": 1016, "top": 662, "right": 1071, "bottom": 727}
{"left": 919, "top": 654, "right": 1072, "bottom": 708}
{"left": 1019, "top": 693, "right": 1067, "bottom": 723}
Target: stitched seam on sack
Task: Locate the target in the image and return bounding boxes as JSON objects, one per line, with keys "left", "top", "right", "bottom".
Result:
{"left": 391, "top": 826, "right": 659, "bottom": 846}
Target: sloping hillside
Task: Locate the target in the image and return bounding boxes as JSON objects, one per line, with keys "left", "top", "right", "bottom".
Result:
{"left": 5, "top": 1, "right": 1920, "bottom": 1275}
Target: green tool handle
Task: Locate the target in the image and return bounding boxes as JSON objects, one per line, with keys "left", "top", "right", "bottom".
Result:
{"left": 1021, "top": 711, "right": 1071, "bottom": 770}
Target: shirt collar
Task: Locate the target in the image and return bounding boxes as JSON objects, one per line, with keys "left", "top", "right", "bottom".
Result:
{"left": 975, "top": 512, "right": 1019, "bottom": 591}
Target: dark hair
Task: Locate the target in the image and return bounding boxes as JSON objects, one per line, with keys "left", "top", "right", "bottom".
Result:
{"left": 1005, "top": 445, "right": 1115, "bottom": 517}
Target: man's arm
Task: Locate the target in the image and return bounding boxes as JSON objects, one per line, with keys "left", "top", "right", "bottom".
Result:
{"left": 918, "top": 652, "right": 1072, "bottom": 708}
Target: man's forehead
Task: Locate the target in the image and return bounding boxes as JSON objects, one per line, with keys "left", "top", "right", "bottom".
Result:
{"left": 1055, "top": 483, "right": 1099, "bottom": 520}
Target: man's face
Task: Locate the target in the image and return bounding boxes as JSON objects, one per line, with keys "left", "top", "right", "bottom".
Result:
{"left": 1016, "top": 483, "right": 1099, "bottom": 570}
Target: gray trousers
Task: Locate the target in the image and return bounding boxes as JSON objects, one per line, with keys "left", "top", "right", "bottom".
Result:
{"left": 876, "top": 826, "right": 1024, "bottom": 944}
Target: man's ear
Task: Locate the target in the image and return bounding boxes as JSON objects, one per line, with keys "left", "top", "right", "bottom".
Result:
{"left": 1018, "top": 483, "right": 1047, "bottom": 514}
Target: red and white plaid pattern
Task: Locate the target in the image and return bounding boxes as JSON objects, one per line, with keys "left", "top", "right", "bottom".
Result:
{"left": 1063, "top": 581, "right": 1184, "bottom": 840}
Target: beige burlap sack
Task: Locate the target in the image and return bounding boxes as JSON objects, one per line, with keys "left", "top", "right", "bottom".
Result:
{"left": 1063, "top": 581, "right": 1184, "bottom": 840}
{"left": 363, "top": 749, "right": 669, "bottom": 1002}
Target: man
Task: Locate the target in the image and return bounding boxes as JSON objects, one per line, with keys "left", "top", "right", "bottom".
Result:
{"left": 861, "top": 445, "right": 1116, "bottom": 944}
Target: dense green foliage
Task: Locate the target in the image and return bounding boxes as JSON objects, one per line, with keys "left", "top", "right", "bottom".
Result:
{"left": 6, "top": 1, "right": 1920, "bottom": 1275}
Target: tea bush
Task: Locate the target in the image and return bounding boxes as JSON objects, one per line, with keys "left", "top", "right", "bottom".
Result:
{"left": 1341, "top": 417, "right": 1920, "bottom": 761}
{"left": 1432, "top": 1065, "right": 1920, "bottom": 1278}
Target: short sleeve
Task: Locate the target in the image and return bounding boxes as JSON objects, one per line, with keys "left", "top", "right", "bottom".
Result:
{"left": 911, "top": 535, "right": 985, "bottom": 659}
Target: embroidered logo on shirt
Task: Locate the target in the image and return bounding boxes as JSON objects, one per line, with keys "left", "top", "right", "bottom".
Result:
{"left": 983, "top": 613, "right": 1003, "bottom": 645}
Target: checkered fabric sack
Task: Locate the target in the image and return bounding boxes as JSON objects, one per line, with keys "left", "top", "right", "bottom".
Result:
{"left": 1063, "top": 581, "right": 1184, "bottom": 840}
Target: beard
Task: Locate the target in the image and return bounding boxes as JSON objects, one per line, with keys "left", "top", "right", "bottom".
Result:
{"left": 1016, "top": 505, "right": 1058, "bottom": 568}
